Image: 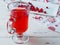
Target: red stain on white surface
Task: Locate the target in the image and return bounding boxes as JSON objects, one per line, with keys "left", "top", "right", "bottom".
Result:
{"left": 48, "top": 18, "right": 56, "bottom": 23}
{"left": 33, "top": 16, "right": 43, "bottom": 20}
{"left": 48, "top": 26, "right": 55, "bottom": 31}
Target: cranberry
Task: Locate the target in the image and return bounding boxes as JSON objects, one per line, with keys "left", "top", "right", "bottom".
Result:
{"left": 48, "top": 26, "right": 55, "bottom": 31}
{"left": 30, "top": 5, "right": 36, "bottom": 11}
{"left": 38, "top": 8, "right": 43, "bottom": 12}
{"left": 46, "top": 6, "right": 48, "bottom": 9}
{"left": 28, "top": 2, "right": 36, "bottom": 11}
{"left": 36, "top": 7, "right": 39, "bottom": 11}
{"left": 44, "top": 11, "right": 47, "bottom": 14}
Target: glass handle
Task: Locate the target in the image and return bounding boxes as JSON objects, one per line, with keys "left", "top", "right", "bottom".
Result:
{"left": 7, "top": 20, "right": 15, "bottom": 34}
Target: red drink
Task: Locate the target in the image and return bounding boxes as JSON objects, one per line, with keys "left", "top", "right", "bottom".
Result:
{"left": 10, "top": 8, "right": 28, "bottom": 35}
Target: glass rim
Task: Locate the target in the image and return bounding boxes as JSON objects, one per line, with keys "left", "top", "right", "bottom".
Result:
{"left": 7, "top": 1, "right": 30, "bottom": 10}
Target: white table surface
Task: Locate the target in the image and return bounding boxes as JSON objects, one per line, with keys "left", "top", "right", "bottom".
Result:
{"left": 0, "top": 36, "right": 60, "bottom": 45}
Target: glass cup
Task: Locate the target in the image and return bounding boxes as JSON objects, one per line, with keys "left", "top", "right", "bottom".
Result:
{"left": 7, "top": 1, "right": 30, "bottom": 44}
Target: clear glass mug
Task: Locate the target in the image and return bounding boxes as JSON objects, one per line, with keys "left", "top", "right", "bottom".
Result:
{"left": 7, "top": 1, "right": 30, "bottom": 44}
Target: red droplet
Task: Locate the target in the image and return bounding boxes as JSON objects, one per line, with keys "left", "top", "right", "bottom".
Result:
{"left": 38, "top": 8, "right": 43, "bottom": 12}
{"left": 46, "top": 6, "right": 48, "bottom": 9}
{"left": 48, "top": 26, "right": 55, "bottom": 31}
{"left": 44, "top": 11, "right": 47, "bottom": 14}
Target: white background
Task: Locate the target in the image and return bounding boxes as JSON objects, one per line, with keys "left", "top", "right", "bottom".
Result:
{"left": 0, "top": 0, "right": 60, "bottom": 45}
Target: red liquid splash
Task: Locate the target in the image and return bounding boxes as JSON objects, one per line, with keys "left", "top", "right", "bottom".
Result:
{"left": 10, "top": 8, "right": 28, "bottom": 35}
